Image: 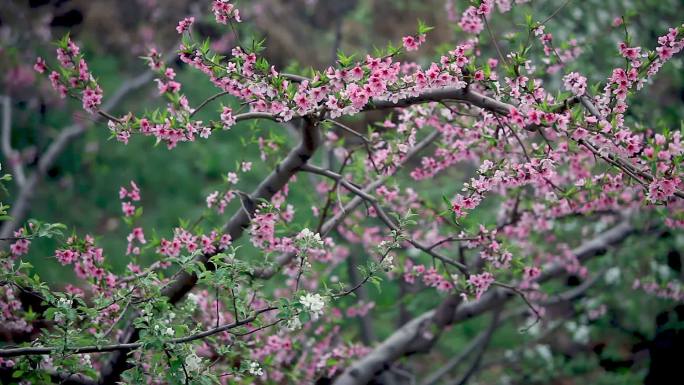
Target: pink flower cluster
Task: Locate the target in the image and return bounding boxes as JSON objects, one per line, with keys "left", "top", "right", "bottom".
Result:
{"left": 33, "top": 57, "right": 46, "bottom": 73}
{"left": 55, "top": 235, "right": 113, "bottom": 284}
{"left": 9, "top": 228, "right": 30, "bottom": 258}
{"left": 106, "top": 49, "right": 205, "bottom": 149}
{"left": 251, "top": 335, "right": 294, "bottom": 372}
{"left": 403, "top": 263, "right": 454, "bottom": 293}
{"left": 468, "top": 272, "right": 494, "bottom": 300}
{"left": 220, "top": 106, "right": 236, "bottom": 129}
{"left": 175, "top": 38, "right": 474, "bottom": 134}
{"left": 647, "top": 177, "right": 681, "bottom": 202}
{"left": 126, "top": 227, "right": 146, "bottom": 255}
{"left": 37, "top": 37, "right": 103, "bottom": 113}
{"left": 563, "top": 72, "right": 587, "bottom": 96}
{"left": 656, "top": 27, "right": 683, "bottom": 60}
{"left": 633, "top": 279, "right": 684, "bottom": 302}
{"left": 119, "top": 181, "right": 141, "bottom": 217}
{"left": 519, "top": 266, "right": 542, "bottom": 290}
{"left": 0, "top": 286, "right": 32, "bottom": 334}
{"left": 249, "top": 206, "right": 296, "bottom": 254}
{"left": 206, "top": 190, "right": 236, "bottom": 214}
{"left": 176, "top": 17, "right": 195, "bottom": 34}
{"left": 158, "top": 227, "right": 232, "bottom": 258}
{"left": 82, "top": 86, "right": 103, "bottom": 113}
{"left": 155, "top": 67, "right": 181, "bottom": 95}
{"left": 458, "top": 6, "right": 485, "bottom": 34}
{"left": 345, "top": 301, "right": 375, "bottom": 317}
{"left": 212, "top": 0, "right": 241, "bottom": 24}
{"left": 50, "top": 15, "right": 481, "bottom": 154}
{"left": 402, "top": 34, "right": 426, "bottom": 52}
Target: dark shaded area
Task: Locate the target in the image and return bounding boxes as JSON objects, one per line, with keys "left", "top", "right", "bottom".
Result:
{"left": 50, "top": 9, "right": 83, "bottom": 28}
{"left": 566, "top": 275, "right": 581, "bottom": 287}
{"left": 593, "top": 343, "right": 634, "bottom": 371}
{"left": 666, "top": 249, "right": 681, "bottom": 273}
{"left": 28, "top": 0, "right": 52, "bottom": 8}
{"left": 645, "top": 305, "right": 684, "bottom": 385}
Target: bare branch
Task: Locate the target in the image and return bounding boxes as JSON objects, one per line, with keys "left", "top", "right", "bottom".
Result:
{"left": 444, "top": 307, "right": 502, "bottom": 385}
{"left": 421, "top": 307, "right": 502, "bottom": 385}
{"left": 1, "top": 95, "right": 25, "bottom": 187}
{"left": 366, "top": 87, "right": 512, "bottom": 115}
{"left": 300, "top": 163, "right": 470, "bottom": 274}
{"left": 252, "top": 130, "right": 441, "bottom": 279}
{"left": 331, "top": 220, "right": 634, "bottom": 385}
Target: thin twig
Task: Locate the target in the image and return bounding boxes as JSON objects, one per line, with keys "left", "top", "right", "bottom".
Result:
{"left": 0, "top": 307, "right": 277, "bottom": 358}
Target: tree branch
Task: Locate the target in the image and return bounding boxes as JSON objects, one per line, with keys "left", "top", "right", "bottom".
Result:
{"left": 1, "top": 95, "right": 25, "bottom": 187}
{"left": 420, "top": 323, "right": 496, "bottom": 385}
{"left": 97, "top": 117, "right": 321, "bottom": 384}
{"left": 0, "top": 307, "right": 275, "bottom": 358}
{"left": 331, "top": 220, "right": 634, "bottom": 385}
{"left": 366, "top": 87, "right": 512, "bottom": 115}
{"left": 0, "top": 65, "right": 160, "bottom": 241}
{"left": 251, "top": 130, "right": 441, "bottom": 279}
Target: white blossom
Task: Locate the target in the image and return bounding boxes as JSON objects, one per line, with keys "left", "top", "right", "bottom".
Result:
{"left": 248, "top": 361, "right": 264, "bottom": 376}
{"left": 58, "top": 298, "right": 72, "bottom": 307}
{"left": 604, "top": 267, "right": 621, "bottom": 284}
{"left": 534, "top": 344, "right": 553, "bottom": 364}
{"left": 296, "top": 228, "right": 324, "bottom": 248}
{"left": 380, "top": 254, "right": 395, "bottom": 271}
{"left": 299, "top": 293, "right": 326, "bottom": 320}
{"left": 187, "top": 293, "right": 200, "bottom": 308}
{"left": 567, "top": 321, "right": 590, "bottom": 344}
{"left": 185, "top": 353, "right": 203, "bottom": 372}
{"left": 572, "top": 325, "right": 590, "bottom": 344}
{"left": 479, "top": 159, "right": 494, "bottom": 173}
{"left": 285, "top": 317, "right": 302, "bottom": 331}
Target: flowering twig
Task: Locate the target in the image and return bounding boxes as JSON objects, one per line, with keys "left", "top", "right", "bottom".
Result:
{"left": 0, "top": 306, "right": 277, "bottom": 358}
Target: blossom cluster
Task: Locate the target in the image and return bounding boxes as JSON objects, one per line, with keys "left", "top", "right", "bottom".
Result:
{"left": 119, "top": 181, "right": 141, "bottom": 217}
{"left": 212, "top": 0, "right": 241, "bottom": 24}
{"left": 157, "top": 227, "right": 232, "bottom": 258}
{"left": 403, "top": 262, "right": 455, "bottom": 293}
{"left": 632, "top": 278, "right": 684, "bottom": 302}
{"left": 467, "top": 272, "right": 495, "bottom": 300}
{"left": 35, "top": 37, "right": 102, "bottom": 113}
{"left": 9, "top": 228, "right": 30, "bottom": 258}
{"left": 126, "top": 227, "right": 146, "bottom": 256}
{"left": 299, "top": 292, "right": 326, "bottom": 320}
{"left": 54, "top": 235, "right": 115, "bottom": 286}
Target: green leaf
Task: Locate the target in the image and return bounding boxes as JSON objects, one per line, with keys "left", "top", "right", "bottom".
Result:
{"left": 417, "top": 19, "right": 434, "bottom": 35}
{"left": 336, "top": 50, "right": 356, "bottom": 67}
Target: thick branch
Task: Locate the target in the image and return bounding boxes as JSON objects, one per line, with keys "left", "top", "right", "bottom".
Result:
{"left": 251, "top": 130, "right": 441, "bottom": 279}
{"left": 420, "top": 319, "right": 498, "bottom": 385}
{"left": 1, "top": 95, "right": 25, "bottom": 186}
{"left": 300, "top": 163, "right": 470, "bottom": 274}
{"left": 332, "top": 220, "right": 634, "bottom": 385}
{"left": 444, "top": 307, "right": 502, "bottom": 385}
{"left": 366, "top": 87, "right": 512, "bottom": 115}
{"left": 97, "top": 118, "right": 321, "bottom": 384}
